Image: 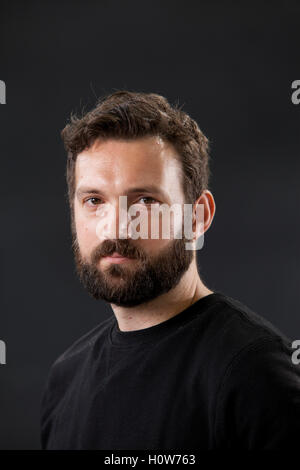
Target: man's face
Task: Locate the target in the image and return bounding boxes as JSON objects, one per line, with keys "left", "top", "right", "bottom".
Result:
{"left": 72, "top": 136, "right": 194, "bottom": 307}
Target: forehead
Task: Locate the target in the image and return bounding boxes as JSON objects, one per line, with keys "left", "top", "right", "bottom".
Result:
{"left": 74, "top": 136, "right": 183, "bottom": 197}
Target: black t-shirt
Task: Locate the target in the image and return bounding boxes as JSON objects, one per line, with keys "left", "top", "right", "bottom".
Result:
{"left": 40, "top": 292, "right": 300, "bottom": 450}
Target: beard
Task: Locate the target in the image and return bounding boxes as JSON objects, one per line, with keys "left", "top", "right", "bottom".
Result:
{"left": 72, "top": 232, "right": 193, "bottom": 308}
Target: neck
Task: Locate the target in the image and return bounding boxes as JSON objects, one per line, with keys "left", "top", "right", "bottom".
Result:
{"left": 110, "top": 261, "right": 213, "bottom": 332}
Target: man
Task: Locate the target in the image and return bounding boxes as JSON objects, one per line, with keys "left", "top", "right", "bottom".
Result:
{"left": 40, "top": 90, "right": 300, "bottom": 450}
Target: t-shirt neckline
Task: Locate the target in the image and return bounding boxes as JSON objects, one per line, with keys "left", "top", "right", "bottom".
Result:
{"left": 109, "top": 291, "right": 226, "bottom": 348}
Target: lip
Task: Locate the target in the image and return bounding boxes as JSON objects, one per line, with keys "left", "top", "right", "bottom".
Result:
{"left": 102, "top": 252, "right": 135, "bottom": 264}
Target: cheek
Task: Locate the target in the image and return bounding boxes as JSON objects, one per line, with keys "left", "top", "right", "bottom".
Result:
{"left": 74, "top": 210, "right": 99, "bottom": 255}
{"left": 149, "top": 210, "right": 182, "bottom": 240}
{"left": 141, "top": 238, "right": 171, "bottom": 253}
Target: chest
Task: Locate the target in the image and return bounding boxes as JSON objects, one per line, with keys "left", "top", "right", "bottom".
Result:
{"left": 48, "top": 342, "right": 215, "bottom": 449}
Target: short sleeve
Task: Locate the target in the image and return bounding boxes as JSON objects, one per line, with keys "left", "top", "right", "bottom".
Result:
{"left": 214, "top": 336, "right": 300, "bottom": 449}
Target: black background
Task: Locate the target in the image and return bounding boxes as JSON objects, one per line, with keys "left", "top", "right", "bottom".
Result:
{"left": 0, "top": 0, "right": 299, "bottom": 449}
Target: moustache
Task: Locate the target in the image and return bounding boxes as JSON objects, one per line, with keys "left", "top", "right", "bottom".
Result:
{"left": 91, "top": 239, "right": 146, "bottom": 264}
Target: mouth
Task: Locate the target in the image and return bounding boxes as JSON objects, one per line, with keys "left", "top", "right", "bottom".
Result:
{"left": 102, "top": 252, "right": 136, "bottom": 264}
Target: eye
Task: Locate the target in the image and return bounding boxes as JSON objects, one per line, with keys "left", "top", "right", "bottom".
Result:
{"left": 84, "top": 197, "right": 102, "bottom": 207}
{"left": 138, "top": 196, "right": 159, "bottom": 205}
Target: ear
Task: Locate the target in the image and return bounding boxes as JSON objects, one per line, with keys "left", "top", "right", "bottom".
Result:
{"left": 192, "top": 190, "right": 216, "bottom": 240}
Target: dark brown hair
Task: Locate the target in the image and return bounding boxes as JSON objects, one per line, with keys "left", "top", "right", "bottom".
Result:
{"left": 61, "top": 90, "right": 211, "bottom": 216}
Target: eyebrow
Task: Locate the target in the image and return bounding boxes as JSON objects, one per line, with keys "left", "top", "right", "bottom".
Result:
{"left": 76, "top": 185, "right": 167, "bottom": 199}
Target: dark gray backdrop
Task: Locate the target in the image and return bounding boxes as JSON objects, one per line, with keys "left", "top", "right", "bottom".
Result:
{"left": 0, "top": 0, "right": 299, "bottom": 449}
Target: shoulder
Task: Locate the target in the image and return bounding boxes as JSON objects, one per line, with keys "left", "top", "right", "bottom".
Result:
{"left": 202, "top": 292, "right": 292, "bottom": 357}
{"left": 197, "top": 292, "right": 296, "bottom": 399}
{"left": 208, "top": 294, "right": 300, "bottom": 448}
{"left": 213, "top": 334, "right": 300, "bottom": 448}
{"left": 53, "top": 314, "right": 114, "bottom": 366}
{"left": 42, "top": 315, "right": 114, "bottom": 395}
{"left": 50, "top": 314, "right": 114, "bottom": 378}
{"left": 40, "top": 315, "right": 115, "bottom": 436}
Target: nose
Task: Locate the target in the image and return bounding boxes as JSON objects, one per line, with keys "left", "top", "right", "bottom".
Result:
{"left": 95, "top": 197, "right": 130, "bottom": 241}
